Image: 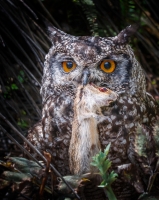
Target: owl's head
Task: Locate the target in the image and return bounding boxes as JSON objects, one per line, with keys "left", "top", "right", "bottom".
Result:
{"left": 41, "top": 25, "right": 146, "bottom": 103}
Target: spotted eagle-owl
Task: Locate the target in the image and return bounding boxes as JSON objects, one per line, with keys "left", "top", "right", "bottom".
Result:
{"left": 26, "top": 25, "right": 159, "bottom": 199}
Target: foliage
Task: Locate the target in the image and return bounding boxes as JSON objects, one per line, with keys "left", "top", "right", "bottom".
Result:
{"left": 0, "top": 156, "right": 53, "bottom": 198}
{"left": 91, "top": 143, "right": 118, "bottom": 200}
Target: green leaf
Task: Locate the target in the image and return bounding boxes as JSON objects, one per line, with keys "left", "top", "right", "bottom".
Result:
{"left": 104, "top": 143, "right": 111, "bottom": 156}
{"left": 102, "top": 159, "right": 111, "bottom": 173}
{"left": 106, "top": 171, "right": 118, "bottom": 185}
{"left": 11, "top": 83, "right": 18, "bottom": 90}
{"left": 18, "top": 75, "right": 24, "bottom": 83}
{"left": 90, "top": 143, "right": 117, "bottom": 200}
{"left": 151, "top": 80, "right": 156, "bottom": 85}
{"left": 17, "top": 119, "right": 29, "bottom": 128}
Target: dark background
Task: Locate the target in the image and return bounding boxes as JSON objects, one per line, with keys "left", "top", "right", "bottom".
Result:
{"left": 0, "top": 0, "right": 159, "bottom": 157}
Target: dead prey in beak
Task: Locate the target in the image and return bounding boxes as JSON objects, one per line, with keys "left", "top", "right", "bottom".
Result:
{"left": 69, "top": 84, "right": 117, "bottom": 175}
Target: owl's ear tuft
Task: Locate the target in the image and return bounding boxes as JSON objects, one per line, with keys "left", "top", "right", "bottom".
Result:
{"left": 47, "top": 26, "right": 66, "bottom": 44}
{"left": 113, "top": 24, "right": 139, "bottom": 45}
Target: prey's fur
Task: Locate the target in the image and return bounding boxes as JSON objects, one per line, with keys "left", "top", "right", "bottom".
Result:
{"left": 69, "top": 84, "right": 117, "bottom": 174}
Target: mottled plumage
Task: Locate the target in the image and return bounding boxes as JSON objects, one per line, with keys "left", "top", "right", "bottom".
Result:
{"left": 26, "top": 25, "right": 159, "bottom": 199}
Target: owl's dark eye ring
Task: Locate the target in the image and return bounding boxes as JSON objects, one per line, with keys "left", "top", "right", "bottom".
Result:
{"left": 62, "top": 61, "right": 76, "bottom": 73}
{"left": 100, "top": 59, "right": 116, "bottom": 73}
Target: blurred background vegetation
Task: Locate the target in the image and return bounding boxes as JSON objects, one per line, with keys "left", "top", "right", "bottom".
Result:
{"left": 0, "top": 0, "right": 159, "bottom": 158}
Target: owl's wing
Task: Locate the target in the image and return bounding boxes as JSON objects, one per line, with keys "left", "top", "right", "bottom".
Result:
{"left": 24, "top": 121, "right": 43, "bottom": 156}
{"left": 129, "top": 117, "right": 159, "bottom": 195}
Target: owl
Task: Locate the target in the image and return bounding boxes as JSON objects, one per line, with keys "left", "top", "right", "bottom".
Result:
{"left": 26, "top": 25, "right": 159, "bottom": 199}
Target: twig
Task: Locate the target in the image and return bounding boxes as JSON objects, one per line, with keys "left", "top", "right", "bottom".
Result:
{"left": 133, "top": 0, "right": 159, "bottom": 32}
{"left": 9, "top": 63, "right": 41, "bottom": 117}
{"left": 0, "top": 125, "right": 43, "bottom": 169}
{"left": 29, "top": 17, "right": 51, "bottom": 44}
{"left": 19, "top": 0, "right": 38, "bottom": 20}
{"left": 36, "top": 0, "right": 61, "bottom": 29}
{"left": 0, "top": 113, "right": 80, "bottom": 199}
{"left": 39, "top": 152, "right": 51, "bottom": 196}
{"left": 0, "top": 23, "right": 42, "bottom": 79}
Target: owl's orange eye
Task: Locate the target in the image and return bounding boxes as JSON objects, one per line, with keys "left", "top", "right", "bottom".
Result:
{"left": 62, "top": 61, "right": 76, "bottom": 73}
{"left": 100, "top": 60, "right": 116, "bottom": 73}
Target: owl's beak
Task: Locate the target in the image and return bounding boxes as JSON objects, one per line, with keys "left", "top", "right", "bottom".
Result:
{"left": 82, "top": 68, "right": 90, "bottom": 86}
